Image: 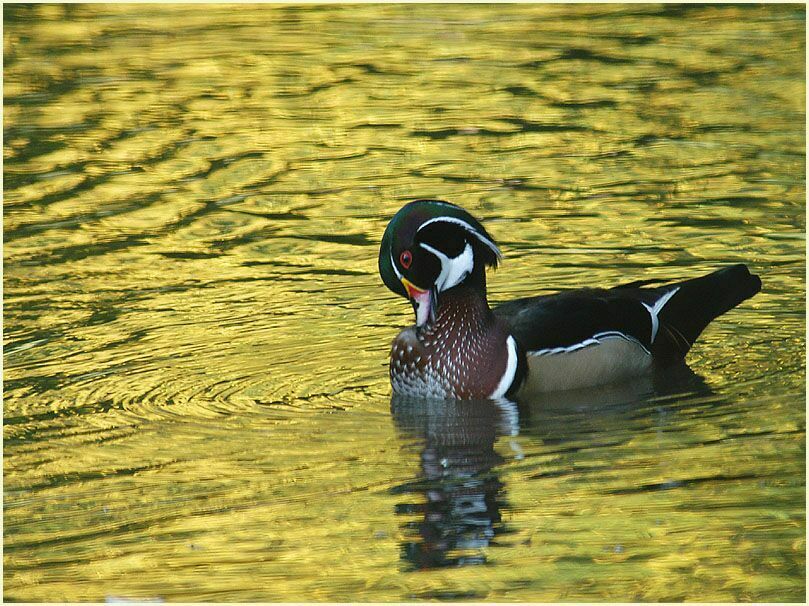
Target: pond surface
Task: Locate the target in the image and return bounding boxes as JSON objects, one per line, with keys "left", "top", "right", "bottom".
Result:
{"left": 3, "top": 3, "right": 805, "bottom": 602}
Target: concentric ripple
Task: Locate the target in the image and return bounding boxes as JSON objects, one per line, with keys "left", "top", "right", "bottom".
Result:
{"left": 4, "top": 3, "right": 805, "bottom": 602}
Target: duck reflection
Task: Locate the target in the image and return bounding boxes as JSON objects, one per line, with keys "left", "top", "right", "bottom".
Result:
{"left": 389, "top": 364, "right": 713, "bottom": 570}
{"left": 390, "top": 395, "right": 519, "bottom": 570}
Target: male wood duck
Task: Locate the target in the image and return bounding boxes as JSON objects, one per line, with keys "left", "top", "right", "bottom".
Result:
{"left": 378, "top": 199, "right": 761, "bottom": 400}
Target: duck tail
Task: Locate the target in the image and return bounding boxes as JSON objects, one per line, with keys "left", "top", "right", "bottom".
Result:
{"left": 654, "top": 264, "right": 761, "bottom": 363}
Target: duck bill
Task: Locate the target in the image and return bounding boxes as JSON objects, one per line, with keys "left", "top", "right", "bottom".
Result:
{"left": 401, "top": 278, "right": 437, "bottom": 327}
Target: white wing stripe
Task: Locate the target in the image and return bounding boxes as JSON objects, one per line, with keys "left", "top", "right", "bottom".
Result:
{"left": 528, "top": 331, "right": 651, "bottom": 357}
{"left": 642, "top": 287, "right": 680, "bottom": 343}
{"left": 528, "top": 287, "right": 681, "bottom": 358}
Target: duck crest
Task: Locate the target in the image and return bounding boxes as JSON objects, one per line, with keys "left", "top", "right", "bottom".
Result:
{"left": 390, "top": 285, "right": 517, "bottom": 399}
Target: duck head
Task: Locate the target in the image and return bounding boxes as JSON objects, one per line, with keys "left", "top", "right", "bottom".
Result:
{"left": 378, "top": 200, "right": 501, "bottom": 327}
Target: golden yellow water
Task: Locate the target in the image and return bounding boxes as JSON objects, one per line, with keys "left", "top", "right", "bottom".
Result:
{"left": 4, "top": 3, "right": 805, "bottom": 602}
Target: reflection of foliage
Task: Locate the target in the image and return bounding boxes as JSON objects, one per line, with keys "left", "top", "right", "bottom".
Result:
{"left": 3, "top": 2, "right": 805, "bottom": 601}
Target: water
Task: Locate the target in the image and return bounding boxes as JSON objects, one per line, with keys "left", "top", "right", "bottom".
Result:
{"left": 3, "top": 3, "right": 805, "bottom": 602}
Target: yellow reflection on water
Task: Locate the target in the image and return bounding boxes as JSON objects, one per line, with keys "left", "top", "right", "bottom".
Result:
{"left": 3, "top": 2, "right": 805, "bottom": 602}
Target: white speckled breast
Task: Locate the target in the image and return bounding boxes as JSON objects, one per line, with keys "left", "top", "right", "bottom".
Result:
{"left": 390, "top": 327, "right": 454, "bottom": 399}
{"left": 389, "top": 291, "right": 514, "bottom": 400}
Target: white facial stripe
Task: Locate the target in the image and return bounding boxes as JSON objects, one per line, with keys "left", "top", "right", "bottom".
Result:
{"left": 418, "top": 241, "right": 473, "bottom": 292}
{"left": 490, "top": 335, "right": 519, "bottom": 399}
{"left": 418, "top": 216, "right": 502, "bottom": 260}
{"left": 642, "top": 287, "right": 680, "bottom": 343}
{"left": 389, "top": 250, "right": 404, "bottom": 281}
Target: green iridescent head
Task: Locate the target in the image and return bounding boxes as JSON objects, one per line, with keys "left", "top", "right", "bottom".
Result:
{"left": 378, "top": 199, "right": 501, "bottom": 326}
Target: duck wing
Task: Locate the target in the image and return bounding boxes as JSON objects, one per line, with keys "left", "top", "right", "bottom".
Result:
{"left": 493, "top": 264, "right": 761, "bottom": 365}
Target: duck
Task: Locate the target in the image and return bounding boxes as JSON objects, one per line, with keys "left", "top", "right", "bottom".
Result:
{"left": 378, "top": 199, "right": 761, "bottom": 400}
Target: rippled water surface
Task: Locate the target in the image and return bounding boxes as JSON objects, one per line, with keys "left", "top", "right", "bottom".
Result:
{"left": 4, "top": 3, "right": 805, "bottom": 602}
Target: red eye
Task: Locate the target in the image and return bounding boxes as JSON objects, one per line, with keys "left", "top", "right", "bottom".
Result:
{"left": 399, "top": 250, "right": 412, "bottom": 269}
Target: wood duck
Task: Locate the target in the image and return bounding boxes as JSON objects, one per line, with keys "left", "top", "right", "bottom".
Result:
{"left": 378, "top": 199, "right": 761, "bottom": 400}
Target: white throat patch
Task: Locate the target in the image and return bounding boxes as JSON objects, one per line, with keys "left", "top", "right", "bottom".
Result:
{"left": 418, "top": 241, "right": 474, "bottom": 293}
